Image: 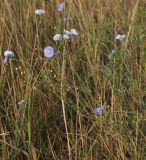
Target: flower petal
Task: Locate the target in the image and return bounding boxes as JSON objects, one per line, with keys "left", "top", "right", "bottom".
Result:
{"left": 58, "top": 2, "right": 65, "bottom": 11}
{"left": 3, "top": 57, "right": 8, "bottom": 63}
{"left": 116, "top": 34, "right": 126, "bottom": 41}
{"left": 64, "top": 30, "right": 72, "bottom": 35}
{"left": 108, "top": 48, "right": 117, "bottom": 59}
{"left": 4, "top": 50, "right": 14, "bottom": 57}
{"left": 53, "top": 34, "right": 62, "bottom": 41}
{"left": 35, "top": 9, "right": 45, "bottom": 15}
{"left": 70, "top": 29, "right": 78, "bottom": 36}
{"left": 63, "top": 34, "right": 70, "bottom": 40}
{"left": 3, "top": 50, "right": 14, "bottom": 63}
{"left": 92, "top": 106, "right": 104, "bottom": 116}
{"left": 44, "top": 46, "right": 57, "bottom": 59}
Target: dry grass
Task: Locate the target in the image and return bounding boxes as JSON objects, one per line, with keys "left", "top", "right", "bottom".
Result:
{"left": 0, "top": 0, "right": 145, "bottom": 159}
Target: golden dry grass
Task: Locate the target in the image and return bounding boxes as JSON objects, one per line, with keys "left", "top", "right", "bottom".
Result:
{"left": 0, "top": 0, "right": 145, "bottom": 159}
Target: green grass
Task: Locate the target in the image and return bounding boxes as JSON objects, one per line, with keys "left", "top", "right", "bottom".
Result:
{"left": 0, "top": 0, "right": 145, "bottom": 159}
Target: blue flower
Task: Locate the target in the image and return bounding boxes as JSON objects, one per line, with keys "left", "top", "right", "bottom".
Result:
{"left": 70, "top": 29, "right": 78, "bottom": 36}
{"left": 92, "top": 106, "right": 104, "bottom": 116}
{"left": 58, "top": 2, "right": 65, "bottom": 11}
{"left": 35, "top": 9, "right": 45, "bottom": 15}
{"left": 44, "top": 46, "right": 57, "bottom": 59}
{"left": 3, "top": 50, "right": 14, "bottom": 63}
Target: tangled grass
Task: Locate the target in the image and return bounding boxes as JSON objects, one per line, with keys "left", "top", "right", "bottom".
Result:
{"left": 0, "top": 0, "right": 145, "bottom": 159}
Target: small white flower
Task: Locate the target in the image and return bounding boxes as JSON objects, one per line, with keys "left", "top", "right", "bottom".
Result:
{"left": 116, "top": 34, "right": 126, "bottom": 41}
{"left": 35, "top": 9, "right": 45, "bottom": 15}
{"left": 53, "top": 34, "right": 62, "bottom": 41}
{"left": 63, "top": 34, "right": 70, "bottom": 40}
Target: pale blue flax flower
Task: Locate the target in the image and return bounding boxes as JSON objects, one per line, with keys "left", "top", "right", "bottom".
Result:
{"left": 63, "top": 29, "right": 78, "bottom": 37}
{"left": 70, "top": 29, "right": 78, "bottom": 36}
{"left": 3, "top": 50, "right": 14, "bottom": 63}
{"left": 58, "top": 2, "right": 65, "bottom": 11}
{"left": 44, "top": 46, "right": 57, "bottom": 59}
{"left": 92, "top": 106, "right": 104, "bottom": 116}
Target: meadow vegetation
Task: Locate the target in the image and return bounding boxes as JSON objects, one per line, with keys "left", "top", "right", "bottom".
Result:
{"left": 0, "top": 0, "right": 146, "bottom": 159}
